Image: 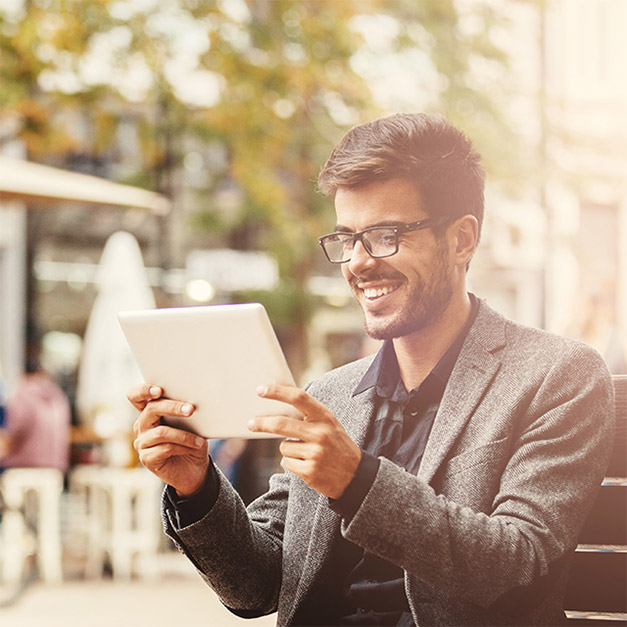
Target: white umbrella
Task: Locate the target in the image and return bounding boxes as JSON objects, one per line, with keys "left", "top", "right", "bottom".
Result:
{"left": 75, "top": 231, "right": 155, "bottom": 465}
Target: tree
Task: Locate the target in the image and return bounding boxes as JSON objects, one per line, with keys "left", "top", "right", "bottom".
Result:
{"left": 0, "top": 0, "right": 521, "bottom": 377}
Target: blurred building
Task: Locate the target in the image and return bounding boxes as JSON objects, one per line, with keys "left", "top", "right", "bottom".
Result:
{"left": 429, "top": 0, "right": 627, "bottom": 365}
{"left": 544, "top": 0, "right": 627, "bottom": 351}
{"left": 499, "top": 0, "right": 627, "bottom": 368}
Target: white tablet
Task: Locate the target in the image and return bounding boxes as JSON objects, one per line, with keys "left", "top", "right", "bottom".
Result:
{"left": 118, "top": 303, "right": 295, "bottom": 439}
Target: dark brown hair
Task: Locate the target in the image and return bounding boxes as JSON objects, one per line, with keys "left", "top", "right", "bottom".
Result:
{"left": 318, "top": 113, "right": 485, "bottom": 237}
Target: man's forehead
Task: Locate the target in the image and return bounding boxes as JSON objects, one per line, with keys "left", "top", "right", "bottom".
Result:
{"left": 333, "top": 178, "right": 427, "bottom": 227}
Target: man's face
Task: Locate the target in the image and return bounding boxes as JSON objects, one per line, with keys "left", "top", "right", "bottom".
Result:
{"left": 334, "top": 178, "right": 455, "bottom": 341}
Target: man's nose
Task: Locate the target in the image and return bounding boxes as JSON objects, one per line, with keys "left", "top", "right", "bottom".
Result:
{"left": 347, "top": 239, "right": 377, "bottom": 276}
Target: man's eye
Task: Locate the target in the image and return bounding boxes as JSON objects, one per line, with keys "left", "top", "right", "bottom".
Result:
{"left": 379, "top": 232, "right": 397, "bottom": 246}
{"left": 327, "top": 233, "right": 349, "bottom": 243}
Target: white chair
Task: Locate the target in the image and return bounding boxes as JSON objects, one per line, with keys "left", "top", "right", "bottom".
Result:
{"left": 69, "top": 465, "right": 162, "bottom": 581}
{"left": 0, "top": 467, "right": 64, "bottom": 584}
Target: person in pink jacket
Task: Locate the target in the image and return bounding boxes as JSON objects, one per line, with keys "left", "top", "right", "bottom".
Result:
{"left": 0, "top": 358, "right": 71, "bottom": 473}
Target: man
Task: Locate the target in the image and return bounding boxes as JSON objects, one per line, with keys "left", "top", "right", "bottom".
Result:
{"left": 129, "top": 113, "right": 614, "bottom": 626}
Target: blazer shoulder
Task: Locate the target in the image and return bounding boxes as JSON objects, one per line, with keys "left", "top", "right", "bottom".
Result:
{"left": 472, "top": 300, "right": 613, "bottom": 397}
{"left": 475, "top": 300, "right": 609, "bottom": 366}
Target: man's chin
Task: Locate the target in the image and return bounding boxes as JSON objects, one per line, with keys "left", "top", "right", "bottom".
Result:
{"left": 362, "top": 308, "right": 436, "bottom": 341}
{"left": 364, "top": 327, "right": 395, "bottom": 341}
{"left": 363, "top": 314, "right": 402, "bottom": 341}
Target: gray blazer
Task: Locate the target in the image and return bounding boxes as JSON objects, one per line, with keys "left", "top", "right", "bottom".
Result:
{"left": 164, "top": 300, "right": 615, "bottom": 626}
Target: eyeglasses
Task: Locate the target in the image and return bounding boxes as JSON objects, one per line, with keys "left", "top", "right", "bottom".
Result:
{"left": 318, "top": 217, "right": 451, "bottom": 264}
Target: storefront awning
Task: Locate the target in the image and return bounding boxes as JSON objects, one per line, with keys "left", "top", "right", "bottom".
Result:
{"left": 0, "top": 155, "right": 170, "bottom": 214}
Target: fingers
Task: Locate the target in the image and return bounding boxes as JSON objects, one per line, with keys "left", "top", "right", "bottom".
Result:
{"left": 248, "top": 413, "right": 307, "bottom": 440}
{"left": 250, "top": 385, "right": 340, "bottom": 439}
{"left": 127, "top": 383, "right": 163, "bottom": 411}
{"left": 133, "top": 397, "right": 195, "bottom": 435}
{"left": 279, "top": 437, "right": 316, "bottom": 460}
{"left": 252, "top": 385, "right": 361, "bottom": 499}
{"left": 256, "top": 384, "right": 333, "bottom": 423}
{"left": 128, "top": 385, "right": 208, "bottom": 495}
{"left": 134, "top": 424, "right": 208, "bottom": 481}
{"left": 276, "top": 426, "right": 339, "bottom": 463}
{"left": 134, "top": 423, "right": 205, "bottom": 456}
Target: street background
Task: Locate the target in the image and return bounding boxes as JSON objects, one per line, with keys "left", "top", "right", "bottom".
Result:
{"left": 1, "top": 552, "right": 276, "bottom": 627}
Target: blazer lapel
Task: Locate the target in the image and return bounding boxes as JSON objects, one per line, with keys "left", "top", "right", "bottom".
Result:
{"left": 418, "top": 303, "right": 507, "bottom": 484}
{"left": 344, "top": 386, "right": 378, "bottom": 446}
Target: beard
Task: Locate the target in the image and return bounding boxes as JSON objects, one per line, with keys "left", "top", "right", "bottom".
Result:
{"left": 351, "top": 240, "right": 455, "bottom": 341}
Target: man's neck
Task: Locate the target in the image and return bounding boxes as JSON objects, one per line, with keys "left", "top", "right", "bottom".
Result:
{"left": 392, "top": 292, "right": 473, "bottom": 391}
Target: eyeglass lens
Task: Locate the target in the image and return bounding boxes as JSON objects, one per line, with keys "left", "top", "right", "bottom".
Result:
{"left": 323, "top": 227, "right": 398, "bottom": 262}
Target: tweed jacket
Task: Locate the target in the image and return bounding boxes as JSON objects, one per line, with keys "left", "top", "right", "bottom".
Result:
{"left": 163, "top": 300, "right": 615, "bottom": 626}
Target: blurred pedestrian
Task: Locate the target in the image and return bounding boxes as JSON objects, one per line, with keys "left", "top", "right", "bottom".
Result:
{"left": 0, "top": 343, "right": 71, "bottom": 473}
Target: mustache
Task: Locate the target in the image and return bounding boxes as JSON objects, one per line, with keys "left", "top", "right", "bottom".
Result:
{"left": 349, "top": 270, "right": 405, "bottom": 286}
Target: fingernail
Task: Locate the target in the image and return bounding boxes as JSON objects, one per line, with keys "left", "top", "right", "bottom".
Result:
{"left": 256, "top": 385, "right": 268, "bottom": 397}
{"left": 150, "top": 386, "right": 161, "bottom": 397}
{"left": 181, "top": 403, "right": 193, "bottom": 416}
{"left": 194, "top": 436, "right": 204, "bottom": 447}
{"left": 247, "top": 419, "right": 256, "bottom": 430}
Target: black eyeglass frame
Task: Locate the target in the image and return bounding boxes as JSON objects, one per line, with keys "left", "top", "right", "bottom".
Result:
{"left": 318, "top": 216, "right": 453, "bottom": 264}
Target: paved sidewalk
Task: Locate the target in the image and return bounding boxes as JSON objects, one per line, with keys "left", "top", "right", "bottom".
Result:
{"left": 0, "top": 554, "right": 276, "bottom": 627}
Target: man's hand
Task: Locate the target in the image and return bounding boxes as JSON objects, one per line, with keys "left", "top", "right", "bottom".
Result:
{"left": 128, "top": 384, "right": 209, "bottom": 497}
{"left": 248, "top": 384, "right": 361, "bottom": 499}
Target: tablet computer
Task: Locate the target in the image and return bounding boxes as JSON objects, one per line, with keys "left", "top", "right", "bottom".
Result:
{"left": 118, "top": 302, "right": 295, "bottom": 439}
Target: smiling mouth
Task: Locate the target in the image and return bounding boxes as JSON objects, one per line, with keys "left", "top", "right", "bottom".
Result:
{"left": 361, "top": 284, "right": 401, "bottom": 300}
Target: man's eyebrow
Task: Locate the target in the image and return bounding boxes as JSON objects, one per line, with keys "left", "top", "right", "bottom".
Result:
{"left": 333, "top": 224, "right": 353, "bottom": 232}
{"left": 333, "top": 220, "right": 408, "bottom": 232}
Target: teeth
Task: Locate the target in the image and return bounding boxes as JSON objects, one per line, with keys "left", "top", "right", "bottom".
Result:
{"left": 363, "top": 285, "right": 397, "bottom": 299}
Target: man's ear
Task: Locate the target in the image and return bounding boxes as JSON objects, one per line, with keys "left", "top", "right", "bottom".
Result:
{"left": 451, "top": 214, "right": 479, "bottom": 267}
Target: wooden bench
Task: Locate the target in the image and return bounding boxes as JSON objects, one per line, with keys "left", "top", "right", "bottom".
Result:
{"left": 565, "top": 374, "right": 627, "bottom": 625}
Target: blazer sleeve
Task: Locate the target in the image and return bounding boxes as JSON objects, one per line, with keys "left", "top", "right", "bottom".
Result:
{"left": 162, "top": 463, "right": 290, "bottom": 617}
{"left": 339, "top": 341, "right": 615, "bottom": 613}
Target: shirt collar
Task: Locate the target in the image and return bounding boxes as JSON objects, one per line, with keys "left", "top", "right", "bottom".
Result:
{"left": 353, "top": 293, "right": 480, "bottom": 399}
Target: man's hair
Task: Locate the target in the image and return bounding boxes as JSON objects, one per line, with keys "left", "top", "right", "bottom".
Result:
{"left": 317, "top": 113, "right": 485, "bottom": 238}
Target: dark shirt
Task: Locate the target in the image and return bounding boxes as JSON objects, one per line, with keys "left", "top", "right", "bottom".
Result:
{"left": 167, "top": 295, "right": 479, "bottom": 626}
